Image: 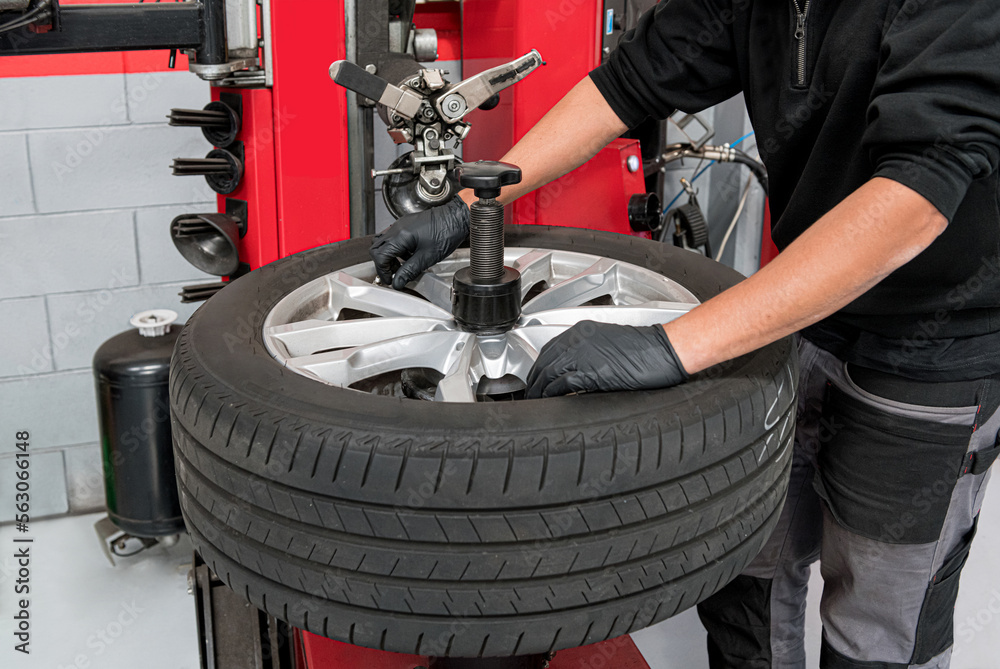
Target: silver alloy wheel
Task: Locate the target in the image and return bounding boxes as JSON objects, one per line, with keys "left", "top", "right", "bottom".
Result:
{"left": 262, "top": 247, "right": 700, "bottom": 402}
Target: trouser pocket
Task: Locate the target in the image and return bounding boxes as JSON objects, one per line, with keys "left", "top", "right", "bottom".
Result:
{"left": 807, "top": 365, "right": 994, "bottom": 667}
{"left": 815, "top": 382, "right": 974, "bottom": 544}
{"left": 910, "top": 516, "right": 978, "bottom": 664}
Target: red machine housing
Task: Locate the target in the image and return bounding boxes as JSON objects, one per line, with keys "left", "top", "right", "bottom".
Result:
{"left": 461, "top": 0, "right": 647, "bottom": 235}
{"left": 216, "top": 1, "right": 351, "bottom": 272}
{"left": 269, "top": 0, "right": 351, "bottom": 256}
{"left": 522, "top": 137, "right": 650, "bottom": 239}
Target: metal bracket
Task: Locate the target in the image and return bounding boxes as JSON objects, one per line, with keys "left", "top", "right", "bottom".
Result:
{"left": 93, "top": 516, "right": 169, "bottom": 566}
{"left": 191, "top": 552, "right": 298, "bottom": 669}
{"left": 668, "top": 109, "right": 715, "bottom": 149}
{"left": 330, "top": 60, "right": 425, "bottom": 119}
{"left": 259, "top": 0, "right": 273, "bottom": 86}
{"left": 189, "top": 56, "right": 258, "bottom": 82}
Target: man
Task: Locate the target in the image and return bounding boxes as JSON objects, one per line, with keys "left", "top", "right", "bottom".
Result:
{"left": 370, "top": 1, "right": 1000, "bottom": 667}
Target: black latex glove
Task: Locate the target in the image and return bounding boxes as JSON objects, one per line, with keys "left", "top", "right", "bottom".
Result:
{"left": 525, "top": 321, "right": 689, "bottom": 399}
{"left": 369, "top": 197, "right": 470, "bottom": 290}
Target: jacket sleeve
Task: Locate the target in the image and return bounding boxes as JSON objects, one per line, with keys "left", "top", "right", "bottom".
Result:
{"left": 864, "top": 1, "right": 1000, "bottom": 221}
{"left": 589, "top": 0, "right": 743, "bottom": 129}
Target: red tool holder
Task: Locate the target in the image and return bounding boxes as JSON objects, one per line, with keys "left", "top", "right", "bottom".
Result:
{"left": 214, "top": 1, "right": 351, "bottom": 273}
{"left": 210, "top": 87, "right": 280, "bottom": 267}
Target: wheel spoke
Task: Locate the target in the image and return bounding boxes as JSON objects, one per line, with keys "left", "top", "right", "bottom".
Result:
{"left": 506, "top": 325, "right": 571, "bottom": 359}
{"left": 484, "top": 332, "right": 543, "bottom": 381}
{"left": 521, "top": 257, "right": 621, "bottom": 313}
{"left": 434, "top": 337, "right": 478, "bottom": 403}
{"left": 287, "top": 330, "right": 473, "bottom": 387}
{"left": 264, "top": 317, "right": 452, "bottom": 357}
{"left": 511, "top": 249, "right": 555, "bottom": 300}
{"left": 328, "top": 272, "right": 453, "bottom": 319}
{"left": 520, "top": 301, "right": 696, "bottom": 328}
{"left": 407, "top": 270, "right": 453, "bottom": 312}
{"left": 434, "top": 333, "right": 547, "bottom": 401}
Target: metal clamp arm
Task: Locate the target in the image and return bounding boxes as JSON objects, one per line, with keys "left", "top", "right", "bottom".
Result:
{"left": 329, "top": 60, "right": 425, "bottom": 120}
{"left": 435, "top": 49, "right": 544, "bottom": 122}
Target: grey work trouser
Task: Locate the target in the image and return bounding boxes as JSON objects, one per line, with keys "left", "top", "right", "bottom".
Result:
{"left": 697, "top": 338, "right": 1000, "bottom": 668}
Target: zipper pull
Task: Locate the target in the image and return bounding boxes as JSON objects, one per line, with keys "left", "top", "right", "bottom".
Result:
{"left": 795, "top": 13, "right": 806, "bottom": 40}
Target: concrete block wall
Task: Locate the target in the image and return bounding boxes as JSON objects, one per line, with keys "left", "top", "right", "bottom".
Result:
{"left": 0, "top": 70, "right": 219, "bottom": 520}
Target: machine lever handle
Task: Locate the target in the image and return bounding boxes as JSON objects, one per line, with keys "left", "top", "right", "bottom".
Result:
{"left": 329, "top": 60, "right": 424, "bottom": 120}
{"left": 434, "top": 50, "right": 544, "bottom": 123}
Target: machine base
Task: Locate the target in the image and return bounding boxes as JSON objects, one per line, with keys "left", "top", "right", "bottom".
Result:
{"left": 299, "top": 631, "right": 653, "bottom": 669}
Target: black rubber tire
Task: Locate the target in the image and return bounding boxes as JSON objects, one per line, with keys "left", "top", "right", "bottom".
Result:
{"left": 170, "top": 226, "right": 797, "bottom": 658}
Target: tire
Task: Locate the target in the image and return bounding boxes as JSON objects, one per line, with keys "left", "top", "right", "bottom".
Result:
{"left": 170, "top": 225, "right": 797, "bottom": 658}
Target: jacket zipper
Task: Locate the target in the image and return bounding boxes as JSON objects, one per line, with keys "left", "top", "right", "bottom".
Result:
{"left": 791, "top": 0, "right": 811, "bottom": 86}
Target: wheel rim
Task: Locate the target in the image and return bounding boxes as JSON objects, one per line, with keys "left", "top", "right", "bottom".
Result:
{"left": 262, "top": 247, "right": 700, "bottom": 402}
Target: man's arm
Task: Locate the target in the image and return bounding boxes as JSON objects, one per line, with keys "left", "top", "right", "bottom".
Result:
{"left": 665, "top": 177, "right": 947, "bottom": 374}
{"left": 525, "top": 1, "right": 1000, "bottom": 397}
{"left": 460, "top": 77, "right": 627, "bottom": 207}
{"left": 474, "top": 81, "right": 946, "bottom": 381}
{"left": 524, "top": 177, "right": 947, "bottom": 397}
{"left": 487, "top": 82, "right": 947, "bottom": 376}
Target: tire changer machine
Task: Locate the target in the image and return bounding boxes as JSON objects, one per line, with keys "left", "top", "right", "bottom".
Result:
{"left": 0, "top": 1, "right": 766, "bottom": 667}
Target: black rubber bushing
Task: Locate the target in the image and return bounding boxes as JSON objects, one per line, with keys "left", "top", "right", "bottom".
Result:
{"left": 205, "top": 148, "right": 244, "bottom": 195}
{"left": 201, "top": 100, "right": 241, "bottom": 149}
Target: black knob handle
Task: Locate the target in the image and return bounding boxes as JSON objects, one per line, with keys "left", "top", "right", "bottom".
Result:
{"left": 478, "top": 93, "right": 501, "bottom": 111}
{"left": 453, "top": 161, "right": 522, "bottom": 199}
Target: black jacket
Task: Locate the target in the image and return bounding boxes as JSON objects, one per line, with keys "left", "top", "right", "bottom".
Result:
{"left": 591, "top": 0, "right": 1000, "bottom": 380}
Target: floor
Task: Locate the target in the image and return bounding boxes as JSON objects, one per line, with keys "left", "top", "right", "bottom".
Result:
{"left": 1, "top": 482, "right": 997, "bottom": 669}
{"left": 0, "top": 515, "right": 199, "bottom": 669}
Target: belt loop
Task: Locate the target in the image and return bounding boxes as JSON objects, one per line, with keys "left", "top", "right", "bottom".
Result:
{"left": 962, "top": 434, "right": 1000, "bottom": 477}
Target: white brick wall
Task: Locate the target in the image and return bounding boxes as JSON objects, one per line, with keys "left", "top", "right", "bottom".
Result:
{"left": 0, "top": 73, "right": 128, "bottom": 131}
{"left": 0, "top": 133, "right": 33, "bottom": 215}
{"left": 0, "top": 70, "right": 217, "bottom": 520}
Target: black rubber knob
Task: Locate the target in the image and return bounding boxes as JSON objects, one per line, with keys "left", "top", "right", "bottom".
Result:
{"left": 478, "top": 93, "right": 501, "bottom": 111}
{"left": 453, "top": 161, "right": 522, "bottom": 199}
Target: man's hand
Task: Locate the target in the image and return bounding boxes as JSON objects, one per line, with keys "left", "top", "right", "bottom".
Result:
{"left": 525, "top": 321, "right": 688, "bottom": 398}
{"left": 369, "top": 197, "right": 470, "bottom": 290}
